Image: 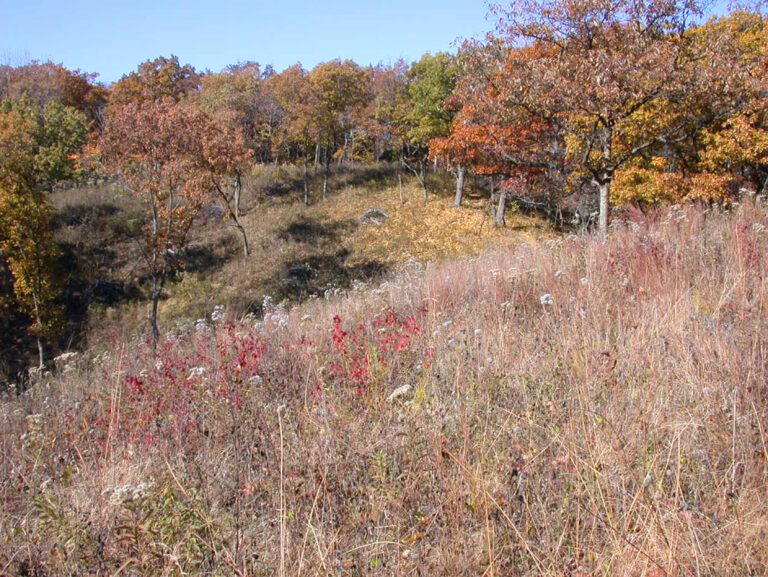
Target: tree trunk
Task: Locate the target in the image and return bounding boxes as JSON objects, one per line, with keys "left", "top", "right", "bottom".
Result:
{"left": 150, "top": 280, "right": 161, "bottom": 350}
{"left": 36, "top": 336, "right": 44, "bottom": 370}
{"left": 496, "top": 188, "right": 507, "bottom": 227}
{"left": 420, "top": 159, "right": 428, "bottom": 201}
{"left": 234, "top": 172, "right": 242, "bottom": 220}
{"left": 232, "top": 174, "right": 249, "bottom": 257}
{"left": 453, "top": 164, "right": 466, "bottom": 208}
{"left": 402, "top": 155, "right": 427, "bottom": 199}
{"left": 598, "top": 179, "right": 610, "bottom": 234}
{"left": 236, "top": 222, "right": 249, "bottom": 257}
{"left": 598, "top": 133, "right": 613, "bottom": 235}
{"left": 31, "top": 293, "right": 45, "bottom": 369}
{"left": 322, "top": 148, "right": 330, "bottom": 201}
{"left": 398, "top": 172, "right": 404, "bottom": 204}
{"left": 303, "top": 156, "right": 309, "bottom": 205}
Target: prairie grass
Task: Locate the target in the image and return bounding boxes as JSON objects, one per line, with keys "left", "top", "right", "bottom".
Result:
{"left": 1, "top": 200, "right": 766, "bottom": 576}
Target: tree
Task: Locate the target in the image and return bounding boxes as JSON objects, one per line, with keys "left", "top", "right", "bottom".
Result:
{"left": 0, "top": 108, "right": 63, "bottom": 367}
{"left": 368, "top": 60, "right": 412, "bottom": 198}
{"left": 308, "top": 60, "right": 371, "bottom": 199}
{"left": 443, "top": 41, "right": 566, "bottom": 224}
{"left": 111, "top": 55, "right": 200, "bottom": 106}
{"left": 403, "top": 53, "right": 458, "bottom": 199}
{"left": 482, "top": 0, "right": 757, "bottom": 232}
{"left": 267, "top": 64, "right": 319, "bottom": 204}
{"left": 0, "top": 61, "right": 107, "bottom": 127}
{"left": 428, "top": 88, "right": 479, "bottom": 208}
{"left": 0, "top": 96, "right": 89, "bottom": 189}
{"left": 200, "top": 120, "right": 254, "bottom": 257}
{"left": 695, "top": 12, "right": 768, "bottom": 195}
{"left": 100, "top": 99, "right": 218, "bottom": 346}
{"left": 197, "top": 62, "right": 282, "bottom": 164}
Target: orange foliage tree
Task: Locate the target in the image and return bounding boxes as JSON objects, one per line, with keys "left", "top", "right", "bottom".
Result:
{"left": 110, "top": 55, "right": 200, "bottom": 107}
{"left": 266, "top": 64, "right": 318, "bottom": 204}
{"left": 464, "top": 0, "right": 757, "bottom": 232}
{"left": 100, "top": 98, "right": 244, "bottom": 345}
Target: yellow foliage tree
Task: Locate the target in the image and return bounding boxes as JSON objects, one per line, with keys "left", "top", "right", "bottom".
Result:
{"left": 0, "top": 178, "right": 62, "bottom": 368}
{"left": 0, "top": 102, "right": 68, "bottom": 368}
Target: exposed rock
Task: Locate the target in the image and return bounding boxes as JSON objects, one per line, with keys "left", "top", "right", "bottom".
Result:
{"left": 361, "top": 209, "right": 389, "bottom": 225}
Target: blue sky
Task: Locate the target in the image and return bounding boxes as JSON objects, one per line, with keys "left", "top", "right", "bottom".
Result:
{"left": 0, "top": 1, "right": 493, "bottom": 83}
{"left": 0, "top": 1, "right": 735, "bottom": 84}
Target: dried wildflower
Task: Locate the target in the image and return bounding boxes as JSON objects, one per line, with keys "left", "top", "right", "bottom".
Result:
{"left": 211, "top": 304, "right": 226, "bottom": 323}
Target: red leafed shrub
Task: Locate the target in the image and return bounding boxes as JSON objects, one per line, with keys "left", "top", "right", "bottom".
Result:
{"left": 327, "top": 307, "right": 430, "bottom": 395}
{"left": 106, "top": 325, "right": 268, "bottom": 448}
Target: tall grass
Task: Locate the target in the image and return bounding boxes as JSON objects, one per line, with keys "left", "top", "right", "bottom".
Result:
{"left": 1, "top": 200, "right": 766, "bottom": 576}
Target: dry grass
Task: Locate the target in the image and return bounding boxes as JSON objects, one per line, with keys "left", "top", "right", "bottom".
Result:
{"left": 74, "top": 165, "right": 547, "bottom": 345}
{"left": 2, "top": 198, "right": 766, "bottom": 576}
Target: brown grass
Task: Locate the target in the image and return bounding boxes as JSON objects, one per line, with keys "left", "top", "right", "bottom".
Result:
{"left": 72, "top": 165, "right": 547, "bottom": 345}
{"left": 2, "top": 199, "right": 766, "bottom": 576}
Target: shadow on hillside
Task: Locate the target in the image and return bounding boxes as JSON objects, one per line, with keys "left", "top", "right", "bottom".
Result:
{"left": 182, "top": 236, "right": 239, "bottom": 275}
{"left": 58, "top": 240, "right": 121, "bottom": 275}
{"left": 54, "top": 203, "right": 120, "bottom": 228}
{"left": 279, "top": 217, "right": 355, "bottom": 244}
{"left": 335, "top": 163, "right": 399, "bottom": 191}
{"left": 273, "top": 249, "right": 387, "bottom": 304}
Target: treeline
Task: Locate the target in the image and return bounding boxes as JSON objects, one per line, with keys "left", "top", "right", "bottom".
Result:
{"left": 1, "top": 0, "right": 767, "bottom": 369}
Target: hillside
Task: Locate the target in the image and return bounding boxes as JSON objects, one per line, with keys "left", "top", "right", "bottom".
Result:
{"left": 44, "top": 166, "right": 547, "bottom": 354}
{"left": 1, "top": 200, "right": 766, "bottom": 576}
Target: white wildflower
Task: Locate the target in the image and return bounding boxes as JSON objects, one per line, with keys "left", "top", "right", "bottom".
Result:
{"left": 580, "top": 277, "right": 589, "bottom": 286}
{"left": 211, "top": 304, "right": 226, "bottom": 323}
{"left": 53, "top": 351, "right": 78, "bottom": 364}
{"left": 187, "top": 366, "right": 206, "bottom": 379}
{"left": 540, "top": 293, "right": 554, "bottom": 306}
{"left": 387, "top": 384, "right": 412, "bottom": 403}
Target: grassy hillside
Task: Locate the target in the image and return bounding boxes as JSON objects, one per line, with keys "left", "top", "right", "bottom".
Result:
{"left": 46, "top": 165, "right": 547, "bottom": 349}
{"left": 2, "top": 199, "right": 766, "bottom": 576}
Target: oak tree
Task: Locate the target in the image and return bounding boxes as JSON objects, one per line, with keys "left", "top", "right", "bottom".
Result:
{"left": 101, "top": 99, "right": 217, "bottom": 345}
{"left": 0, "top": 107, "right": 65, "bottom": 367}
{"left": 482, "top": 0, "right": 756, "bottom": 232}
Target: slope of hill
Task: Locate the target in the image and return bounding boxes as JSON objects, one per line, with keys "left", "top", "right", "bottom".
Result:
{"left": 1, "top": 199, "right": 767, "bottom": 576}
{"left": 46, "top": 166, "right": 548, "bottom": 350}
